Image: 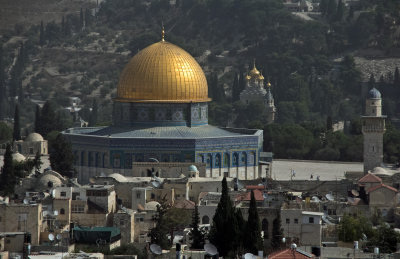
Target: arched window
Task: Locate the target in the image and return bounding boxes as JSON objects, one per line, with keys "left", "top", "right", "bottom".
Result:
{"left": 223, "top": 153, "right": 230, "bottom": 167}
{"left": 207, "top": 154, "right": 212, "bottom": 168}
{"left": 215, "top": 154, "right": 221, "bottom": 168}
{"left": 202, "top": 215, "right": 210, "bottom": 224}
{"left": 60, "top": 208, "right": 65, "bottom": 215}
{"left": 262, "top": 219, "right": 269, "bottom": 239}
{"left": 241, "top": 152, "right": 247, "bottom": 166}
{"left": 233, "top": 153, "right": 239, "bottom": 167}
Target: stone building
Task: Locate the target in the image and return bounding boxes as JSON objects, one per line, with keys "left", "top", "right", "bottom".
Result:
{"left": 362, "top": 88, "right": 386, "bottom": 173}
{"left": 113, "top": 208, "right": 135, "bottom": 245}
{"left": 0, "top": 203, "right": 43, "bottom": 245}
{"left": 240, "top": 62, "right": 276, "bottom": 124}
{"left": 13, "top": 132, "right": 48, "bottom": 156}
{"left": 64, "top": 31, "right": 263, "bottom": 184}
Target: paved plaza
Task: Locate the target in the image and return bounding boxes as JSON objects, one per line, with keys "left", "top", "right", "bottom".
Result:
{"left": 271, "top": 159, "right": 363, "bottom": 181}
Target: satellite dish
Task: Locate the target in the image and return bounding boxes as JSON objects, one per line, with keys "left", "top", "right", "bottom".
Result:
{"left": 56, "top": 234, "right": 62, "bottom": 241}
{"left": 151, "top": 181, "right": 161, "bottom": 188}
{"left": 244, "top": 253, "right": 257, "bottom": 259}
{"left": 204, "top": 243, "right": 218, "bottom": 256}
{"left": 89, "top": 178, "right": 96, "bottom": 184}
{"left": 149, "top": 158, "right": 159, "bottom": 163}
{"left": 23, "top": 198, "right": 29, "bottom": 205}
{"left": 312, "top": 196, "right": 320, "bottom": 202}
{"left": 48, "top": 233, "right": 55, "bottom": 241}
{"left": 362, "top": 233, "right": 367, "bottom": 241}
{"left": 347, "top": 197, "right": 355, "bottom": 204}
{"left": 291, "top": 243, "right": 297, "bottom": 249}
{"left": 325, "top": 193, "right": 334, "bottom": 201}
{"left": 150, "top": 244, "right": 162, "bottom": 255}
{"left": 53, "top": 210, "right": 59, "bottom": 216}
{"left": 351, "top": 189, "right": 359, "bottom": 197}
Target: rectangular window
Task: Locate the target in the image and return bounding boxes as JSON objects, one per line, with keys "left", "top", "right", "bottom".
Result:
{"left": 136, "top": 192, "right": 141, "bottom": 199}
{"left": 60, "top": 192, "right": 66, "bottom": 197}
{"left": 309, "top": 217, "right": 314, "bottom": 223}
{"left": 286, "top": 218, "right": 290, "bottom": 224}
{"left": 71, "top": 205, "right": 85, "bottom": 213}
{"left": 294, "top": 218, "right": 298, "bottom": 224}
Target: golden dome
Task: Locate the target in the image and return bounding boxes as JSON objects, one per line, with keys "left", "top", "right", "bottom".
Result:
{"left": 258, "top": 74, "right": 265, "bottom": 80}
{"left": 116, "top": 41, "right": 210, "bottom": 103}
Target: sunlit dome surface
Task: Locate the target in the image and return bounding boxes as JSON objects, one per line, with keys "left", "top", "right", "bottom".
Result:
{"left": 116, "top": 41, "right": 210, "bottom": 103}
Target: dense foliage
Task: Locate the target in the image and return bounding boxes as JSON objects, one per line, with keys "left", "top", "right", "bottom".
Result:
{"left": 49, "top": 133, "right": 75, "bottom": 177}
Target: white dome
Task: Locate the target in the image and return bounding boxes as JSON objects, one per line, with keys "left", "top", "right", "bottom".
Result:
{"left": 12, "top": 152, "right": 25, "bottom": 162}
{"left": 108, "top": 173, "right": 127, "bottom": 182}
{"left": 188, "top": 165, "right": 198, "bottom": 172}
{"left": 38, "top": 174, "right": 63, "bottom": 189}
{"left": 25, "top": 133, "right": 44, "bottom": 142}
{"left": 145, "top": 201, "right": 160, "bottom": 211}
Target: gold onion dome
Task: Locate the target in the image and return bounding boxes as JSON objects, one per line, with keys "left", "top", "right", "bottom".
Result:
{"left": 258, "top": 74, "right": 265, "bottom": 80}
{"left": 116, "top": 41, "right": 210, "bottom": 103}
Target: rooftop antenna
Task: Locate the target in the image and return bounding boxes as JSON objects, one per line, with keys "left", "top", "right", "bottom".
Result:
{"left": 150, "top": 244, "right": 162, "bottom": 255}
{"left": 204, "top": 243, "right": 218, "bottom": 256}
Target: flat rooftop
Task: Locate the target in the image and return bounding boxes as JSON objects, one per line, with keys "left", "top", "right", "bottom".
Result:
{"left": 272, "top": 159, "right": 363, "bottom": 181}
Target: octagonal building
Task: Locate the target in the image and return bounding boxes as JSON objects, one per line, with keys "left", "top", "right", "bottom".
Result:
{"left": 63, "top": 35, "right": 263, "bottom": 183}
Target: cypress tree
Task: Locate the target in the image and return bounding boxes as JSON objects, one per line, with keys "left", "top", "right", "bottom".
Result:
{"left": 232, "top": 72, "right": 240, "bottom": 102}
{"left": 33, "top": 151, "right": 43, "bottom": 174}
{"left": 85, "top": 8, "right": 91, "bottom": 27}
{"left": 40, "top": 21, "right": 45, "bottom": 45}
{"left": 13, "top": 105, "right": 21, "bottom": 141}
{"left": 34, "top": 105, "right": 41, "bottom": 133}
{"left": 148, "top": 197, "right": 171, "bottom": 249}
{"left": 80, "top": 8, "right": 84, "bottom": 29}
{"left": 189, "top": 204, "right": 205, "bottom": 249}
{"left": 0, "top": 46, "right": 7, "bottom": 119}
{"left": 327, "top": 0, "right": 337, "bottom": 20}
{"left": 394, "top": 67, "right": 400, "bottom": 87}
{"left": 89, "top": 99, "right": 98, "bottom": 126}
{"left": 234, "top": 208, "right": 246, "bottom": 255}
{"left": 209, "top": 177, "right": 237, "bottom": 257}
{"left": 39, "top": 101, "right": 57, "bottom": 137}
{"left": 271, "top": 211, "right": 283, "bottom": 249}
{"left": 49, "top": 133, "right": 75, "bottom": 177}
{"left": 336, "top": 0, "right": 344, "bottom": 21}
{"left": 244, "top": 191, "right": 262, "bottom": 254}
{"left": 0, "top": 144, "right": 16, "bottom": 196}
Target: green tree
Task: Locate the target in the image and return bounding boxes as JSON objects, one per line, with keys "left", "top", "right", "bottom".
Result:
{"left": 39, "top": 21, "right": 45, "bottom": 45}
{"left": 271, "top": 211, "right": 283, "bottom": 249}
{"left": 34, "top": 105, "right": 40, "bottom": 133}
{"left": 148, "top": 196, "right": 171, "bottom": 249}
{"left": 89, "top": 99, "right": 98, "bottom": 127}
{"left": 49, "top": 133, "right": 75, "bottom": 177}
{"left": 338, "top": 214, "right": 373, "bottom": 242}
{"left": 33, "top": 151, "right": 42, "bottom": 174}
{"left": 209, "top": 177, "right": 237, "bottom": 257}
{"left": 189, "top": 204, "right": 205, "bottom": 249}
{"left": 244, "top": 191, "right": 262, "bottom": 254}
{"left": 13, "top": 105, "right": 21, "bottom": 141}
{"left": 368, "top": 223, "right": 400, "bottom": 253}
{"left": 0, "top": 144, "right": 16, "bottom": 196}
{"left": 38, "top": 101, "right": 59, "bottom": 137}
{"left": 232, "top": 72, "right": 240, "bottom": 102}
{"left": 0, "top": 122, "right": 12, "bottom": 142}
{"left": 336, "top": 0, "right": 345, "bottom": 21}
{"left": 394, "top": 67, "right": 400, "bottom": 87}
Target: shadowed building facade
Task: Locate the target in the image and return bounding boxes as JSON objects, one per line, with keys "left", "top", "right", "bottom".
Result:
{"left": 63, "top": 33, "right": 263, "bottom": 183}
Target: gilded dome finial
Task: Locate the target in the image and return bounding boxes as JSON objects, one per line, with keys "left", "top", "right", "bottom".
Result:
{"left": 161, "top": 22, "right": 165, "bottom": 42}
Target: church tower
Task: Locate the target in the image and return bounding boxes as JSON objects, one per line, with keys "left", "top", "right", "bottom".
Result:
{"left": 239, "top": 61, "right": 276, "bottom": 124}
{"left": 362, "top": 88, "right": 386, "bottom": 173}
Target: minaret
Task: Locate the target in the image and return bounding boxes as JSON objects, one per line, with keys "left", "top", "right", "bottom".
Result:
{"left": 362, "top": 88, "right": 386, "bottom": 173}
{"left": 265, "top": 81, "right": 276, "bottom": 124}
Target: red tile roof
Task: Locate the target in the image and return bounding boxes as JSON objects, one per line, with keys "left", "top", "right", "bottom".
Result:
{"left": 269, "top": 248, "right": 314, "bottom": 259}
{"left": 246, "top": 185, "right": 265, "bottom": 190}
{"left": 236, "top": 189, "right": 264, "bottom": 202}
{"left": 358, "top": 173, "right": 382, "bottom": 184}
{"left": 367, "top": 184, "right": 398, "bottom": 193}
{"left": 173, "top": 199, "right": 195, "bottom": 209}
